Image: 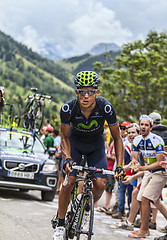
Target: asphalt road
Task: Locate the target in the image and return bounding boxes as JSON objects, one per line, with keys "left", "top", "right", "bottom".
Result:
{"left": 0, "top": 188, "right": 166, "bottom": 240}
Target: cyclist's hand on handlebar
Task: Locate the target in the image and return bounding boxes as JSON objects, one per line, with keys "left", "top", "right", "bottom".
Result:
{"left": 115, "top": 165, "right": 126, "bottom": 181}
{"left": 63, "top": 158, "right": 76, "bottom": 175}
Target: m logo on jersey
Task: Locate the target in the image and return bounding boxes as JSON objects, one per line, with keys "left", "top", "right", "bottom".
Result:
{"left": 77, "top": 120, "right": 98, "bottom": 129}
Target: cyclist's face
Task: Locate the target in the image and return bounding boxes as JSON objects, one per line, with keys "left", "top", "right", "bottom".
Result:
{"left": 139, "top": 119, "right": 152, "bottom": 137}
{"left": 75, "top": 87, "right": 99, "bottom": 109}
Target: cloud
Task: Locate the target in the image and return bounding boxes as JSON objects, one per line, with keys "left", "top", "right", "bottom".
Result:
{"left": 0, "top": 0, "right": 167, "bottom": 58}
{"left": 68, "top": 1, "right": 133, "bottom": 55}
{"left": 17, "top": 25, "right": 49, "bottom": 55}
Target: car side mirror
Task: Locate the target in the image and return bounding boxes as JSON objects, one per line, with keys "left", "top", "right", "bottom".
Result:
{"left": 48, "top": 147, "right": 56, "bottom": 157}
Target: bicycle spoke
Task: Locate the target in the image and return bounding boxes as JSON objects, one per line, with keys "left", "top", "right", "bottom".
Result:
{"left": 34, "top": 104, "right": 44, "bottom": 131}
{"left": 14, "top": 104, "right": 22, "bottom": 127}
{"left": 76, "top": 193, "right": 94, "bottom": 240}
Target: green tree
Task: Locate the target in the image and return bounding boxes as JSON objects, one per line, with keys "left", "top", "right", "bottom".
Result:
{"left": 95, "top": 30, "right": 167, "bottom": 122}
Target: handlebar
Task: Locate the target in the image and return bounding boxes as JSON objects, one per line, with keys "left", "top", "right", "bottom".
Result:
{"left": 63, "top": 165, "right": 114, "bottom": 186}
{"left": 26, "top": 94, "right": 52, "bottom": 102}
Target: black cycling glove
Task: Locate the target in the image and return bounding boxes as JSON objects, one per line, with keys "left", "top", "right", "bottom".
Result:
{"left": 63, "top": 158, "right": 74, "bottom": 171}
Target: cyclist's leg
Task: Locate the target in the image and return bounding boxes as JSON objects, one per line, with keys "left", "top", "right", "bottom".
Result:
{"left": 86, "top": 136, "right": 107, "bottom": 203}
{"left": 58, "top": 176, "right": 76, "bottom": 219}
{"left": 58, "top": 140, "right": 83, "bottom": 221}
{"left": 92, "top": 178, "right": 106, "bottom": 203}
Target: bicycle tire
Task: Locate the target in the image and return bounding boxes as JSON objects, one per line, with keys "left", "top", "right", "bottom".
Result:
{"left": 64, "top": 200, "right": 76, "bottom": 240}
{"left": 8, "top": 104, "right": 15, "bottom": 127}
{"left": 76, "top": 191, "right": 94, "bottom": 240}
{"left": 34, "top": 102, "right": 44, "bottom": 131}
{"left": 23, "top": 101, "right": 32, "bottom": 129}
{"left": 14, "top": 104, "right": 22, "bottom": 127}
{"left": 64, "top": 181, "right": 79, "bottom": 240}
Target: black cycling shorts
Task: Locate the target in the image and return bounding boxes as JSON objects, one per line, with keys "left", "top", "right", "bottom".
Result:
{"left": 69, "top": 134, "right": 107, "bottom": 179}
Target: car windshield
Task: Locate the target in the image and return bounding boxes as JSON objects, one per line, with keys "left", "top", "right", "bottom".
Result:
{"left": 0, "top": 129, "right": 45, "bottom": 154}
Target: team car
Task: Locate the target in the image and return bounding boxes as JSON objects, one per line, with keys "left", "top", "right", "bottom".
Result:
{"left": 0, "top": 127, "right": 58, "bottom": 201}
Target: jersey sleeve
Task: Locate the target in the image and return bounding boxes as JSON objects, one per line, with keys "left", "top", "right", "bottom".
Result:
{"left": 132, "top": 136, "right": 140, "bottom": 152}
{"left": 60, "top": 99, "right": 76, "bottom": 125}
{"left": 100, "top": 97, "right": 118, "bottom": 126}
{"left": 154, "top": 136, "right": 164, "bottom": 154}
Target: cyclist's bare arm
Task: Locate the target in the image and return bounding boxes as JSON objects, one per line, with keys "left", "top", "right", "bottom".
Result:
{"left": 61, "top": 124, "right": 71, "bottom": 160}
{"left": 60, "top": 124, "right": 76, "bottom": 174}
{"left": 109, "top": 123, "right": 124, "bottom": 166}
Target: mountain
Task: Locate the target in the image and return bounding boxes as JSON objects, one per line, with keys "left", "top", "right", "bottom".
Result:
{"left": 0, "top": 30, "right": 75, "bottom": 121}
{"left": 88, "top": 43, "right": 121, "bottom": 55}
{"left": 39, "top": 41, "right": 121, "bottom": 61}
{"left": 56, "top": 49, "right": 121, "bottom": 76}
{"left": 0, "top": 30, "right": 121, "bottom": 123}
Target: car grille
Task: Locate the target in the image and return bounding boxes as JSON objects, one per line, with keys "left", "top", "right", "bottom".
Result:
{"left": 4, "top": 160, "right": 39, "bottom": 173}
{"left": 4, "top": 177, "right": 36, "bottom": 184}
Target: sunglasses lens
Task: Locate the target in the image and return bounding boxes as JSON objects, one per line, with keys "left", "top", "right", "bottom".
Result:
{"left": 78, "top": 90, "right": 96, "bottom": 96}
{"left": 88, "top": 90, "right": 94, "bottom": 95}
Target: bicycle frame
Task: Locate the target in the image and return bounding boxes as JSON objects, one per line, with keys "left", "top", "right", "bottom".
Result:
{"left": 23, "top": 88, "right": 51, "bottom": 131}
{"left": 63, "top": 166, "right": 114, "bottom": 240}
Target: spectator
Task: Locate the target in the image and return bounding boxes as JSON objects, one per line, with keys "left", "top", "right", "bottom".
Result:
{"left": 148, "top": 112, "right": 167, "bottom": 230}
{"left": 52, "top": 129, "right": 63, "bottom": 193}
{"left": 112, "top": 123, "right": 140, "bottom": 219}
{"left": 45, "top": 118, "right": 54, "bottom": 132}
{"left": 120, "top": 121, "right": 131, "bottom": 146}
{"left": 40, "top": 126, "right": 47, "bottom": 143}
{"left": 43, "top": 128, "right": 54, "bottom": 151}
{"left": 52, "top": 129, "right": 61, "bottom": 154}
{"left": 107, "top": 120, "right": 131, "bottom": 215}
{"left": 131, "top": 157, "right": 167, "bottom": 240}
{"left": 149, "top": 112, "right": 167, "bottom": 145}
{"left": 128, "top": 115, "right": 166, "bottom": 238}
{"left": 97, "top": 139, "right": 116, "bottom": 213}
{"left": 115, "top": 171, "right": 144, "bottom": 230}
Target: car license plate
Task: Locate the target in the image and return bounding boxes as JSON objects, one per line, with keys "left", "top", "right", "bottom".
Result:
{"left": 8, "top": 171, "right": 34, "bottom": 179}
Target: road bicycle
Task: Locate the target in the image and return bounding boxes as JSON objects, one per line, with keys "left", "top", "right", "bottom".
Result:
{"left": 0, "top": 86, "right": 4, "bottom": 125}
{"left": 0, "top": 102, "right": 22, "bottom": 127}
{"left": 7, "top": 103, "right": 22, "bottom": 127}
{"left": 51, "top": 165, "right": 114, "bottom": 240}
{"left": 23, "top": 88, "right": 52, "bottom": 131}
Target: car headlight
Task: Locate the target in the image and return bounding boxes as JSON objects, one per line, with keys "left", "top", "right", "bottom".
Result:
{"left": 43, "top": 163, "right": 58, "bottom": 172}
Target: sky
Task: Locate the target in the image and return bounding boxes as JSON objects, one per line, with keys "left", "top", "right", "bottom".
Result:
{"left": 0, "top": 0, "right": 167, "bottom": 58}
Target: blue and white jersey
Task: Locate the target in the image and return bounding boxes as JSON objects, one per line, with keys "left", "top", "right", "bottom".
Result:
{"left": 133, "top": 132, "right": 164, "bottom": 166}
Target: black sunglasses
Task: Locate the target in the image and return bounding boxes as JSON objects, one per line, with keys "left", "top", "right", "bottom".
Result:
{"left": 120, "top": 126, "right": 126, "bottom": 130}
{"left": 77, "top": 89, "right": 97, "bottom": 96}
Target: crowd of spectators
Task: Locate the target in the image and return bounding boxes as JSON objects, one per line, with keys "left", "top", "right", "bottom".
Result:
{"left": 96, "top": 112, "right": 167, "bottom": 240}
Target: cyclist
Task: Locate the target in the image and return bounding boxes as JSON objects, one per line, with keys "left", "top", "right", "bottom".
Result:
{"left": 53, "top": 71, "right": 124, "bottom": 240}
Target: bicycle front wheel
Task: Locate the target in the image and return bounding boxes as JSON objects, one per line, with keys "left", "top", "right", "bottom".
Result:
{"left": 14, "top": 104, "right": 22, "bottom": 127}
{"left": 76, "top": 192, "right": 94, "bottom": 240}
{"left": 34, "top": 103, "right": 44, "bottom": 131}
{"left": 23, "top": 102, "right": 31, "bottom": 129}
